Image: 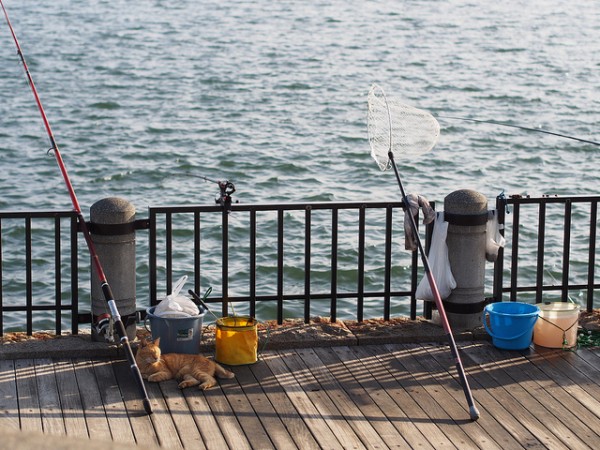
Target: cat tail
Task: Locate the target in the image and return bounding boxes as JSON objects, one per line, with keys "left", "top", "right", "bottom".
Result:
{"left": 214, "top": 362, "right": 235, "bottom": 379}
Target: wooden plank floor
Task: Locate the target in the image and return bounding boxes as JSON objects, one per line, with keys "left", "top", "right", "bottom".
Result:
{"left": 1, "top": 341, "right": 600, "bottom": 449}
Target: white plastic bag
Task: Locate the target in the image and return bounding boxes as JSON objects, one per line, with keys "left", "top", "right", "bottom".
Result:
{"left": 485, "top": 209, "right": 506, "bottom": 262}
{"left": 154, "top": 275, "right": 200, "bottom": 318}
{"left": 154, "top": 296, "right": 200, "bottom": 318}
{"left": 415, "top": 212, "right": 456, "bottom": 301}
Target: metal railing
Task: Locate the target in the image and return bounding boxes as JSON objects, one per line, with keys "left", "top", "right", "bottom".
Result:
{"left": 1, "top": 195, "right": 598, "bottom": 335}
{"left": 0, "top": 210, "right": 80, "bottom": 335}
{"left": 493, "top": 194, "right": 599, "bottom": 309}
{"left": 148, "top": 201, "right": 425, "bottom": 325}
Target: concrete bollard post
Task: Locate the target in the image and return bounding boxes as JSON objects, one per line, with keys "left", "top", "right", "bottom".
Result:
{"left": 441, "top": 189, "right": 488, "bottom": 330}
{"left": 89, "top": 197, "right": 137, "bottom": 342}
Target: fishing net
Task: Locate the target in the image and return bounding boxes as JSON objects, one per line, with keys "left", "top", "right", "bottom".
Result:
{"left": 367, "top": 84, "right": 440, "bottom": 171}
{"left": 364, "top": 84, "right": 480, "bottom": 421}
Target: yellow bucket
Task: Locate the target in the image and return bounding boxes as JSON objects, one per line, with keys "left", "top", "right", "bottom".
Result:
{"left": 215, "top": 316, "right": 258, "bottom": 365}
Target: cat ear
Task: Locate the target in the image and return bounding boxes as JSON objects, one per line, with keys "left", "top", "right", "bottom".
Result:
{"left": 154, "top": 337, "right": 161, "bottom": 347}
{"left": 140, "top": 337, "right": 148, "bottom": 347}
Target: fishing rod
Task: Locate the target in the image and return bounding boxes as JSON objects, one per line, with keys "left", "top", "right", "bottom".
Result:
{"left": 0, "top": 1, "right": 152, "bottom": 415}
{"left": 439, "top": 115, "right": 600, "bottom": 146}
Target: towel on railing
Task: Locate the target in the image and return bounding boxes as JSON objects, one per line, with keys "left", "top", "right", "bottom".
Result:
{"left": 404, "top": 193, "right": 436, "bottom": 251}
{"left": 485, "top": 209, "right": 506, "bottom": 262}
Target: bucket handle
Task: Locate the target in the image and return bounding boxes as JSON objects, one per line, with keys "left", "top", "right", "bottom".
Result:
{"left": 537, "top": 315, "right": 579, "bottom": 349}
{"left": 482, "top": 309, "right": 537, "bottom": 341}
{"left": 143, "top": 312, "right": 174, "bottom": 333}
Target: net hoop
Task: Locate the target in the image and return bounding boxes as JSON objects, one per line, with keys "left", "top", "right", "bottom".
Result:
{"left": 367, "top": 84, "right": 440, "bottom": 171}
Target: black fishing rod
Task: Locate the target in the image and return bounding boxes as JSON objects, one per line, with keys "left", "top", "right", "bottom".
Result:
{"left": 0, "top": 1, "right": 152, "bottom": 415}
{"left": 439, "top": 115, "right": 600, "bottom": 146}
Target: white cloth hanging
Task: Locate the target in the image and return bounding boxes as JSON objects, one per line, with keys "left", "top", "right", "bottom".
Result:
{"left": 404, "top": 193, "right": 436, "bottom": 251}
{"left": 485, "top": 209, "right": 506, "bottom": 262}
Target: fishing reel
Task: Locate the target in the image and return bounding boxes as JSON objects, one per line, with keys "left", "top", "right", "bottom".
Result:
{"left": 215, "top": 179, "right": 236, "bottom": 212}
{"left": 93, "top": 313, "right": 115, "bottom": 343}
{"left": 92, "top": 312, "right": 137, "bottom": 343}
{"left": 190, "top": 174, "right": 239, "bottom": 213}
{"left": 196, "top": 175, "right": 238, "bottom": 213}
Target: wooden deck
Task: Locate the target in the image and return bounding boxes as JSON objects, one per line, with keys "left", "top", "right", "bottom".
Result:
{"left": 1, "top": 341, "right": 600, "bottom": 449}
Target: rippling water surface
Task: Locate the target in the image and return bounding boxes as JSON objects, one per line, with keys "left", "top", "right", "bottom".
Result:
{"left": 1, "top": 0, "right": 599, "bottom": 329}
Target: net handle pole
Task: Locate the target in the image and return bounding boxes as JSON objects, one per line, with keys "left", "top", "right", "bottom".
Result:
{"left": 388, "top": 151, "right": 480, "bottom": 421}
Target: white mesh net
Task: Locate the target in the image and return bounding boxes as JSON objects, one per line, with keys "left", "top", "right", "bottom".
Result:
{"left": 367, "top": 84, "right": 440, "bottom": 171}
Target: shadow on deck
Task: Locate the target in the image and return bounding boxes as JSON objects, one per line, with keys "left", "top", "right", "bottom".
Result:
{"left": 1, "top": 341, "right": 600, "bottom": 449}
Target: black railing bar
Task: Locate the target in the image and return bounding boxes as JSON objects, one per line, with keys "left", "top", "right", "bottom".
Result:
{"left": 587, "top": 201, "right": 597, "bottom": 311}
{"left": 7, "top": 292, "right": 413, "bottom": 310}
{"left": 149, "top": 210, "right": 157, "bottom": 306}
{"left": 330, "top": 208, "right": 339, "bottom": 322}
{"left": 357, "top": 206, "right": 366, "bottom": 322}
{"left": 562, "top": 200, "right": 572, "bottom": 302}
{"left": 505, "top": 195, "right": 600, "bottom": 205}
{"left": 26, "top": 217, "right": 32, "bottom": 335}
{"left": 148, "top": 201, "right": 407, "bottom": 215}
{"left": 304, "top": 208, "right": 311, "bottom": 323}
{"left": 148, "top": 205, "right": 226, "bottom": 214}
{"left": 197, "top": 290, "right": 416, "bottom": 304}
{"left": 510, "top": 203, "right": 521, "bottom": 301}
{"left": 70, "top": 214, "right": 79, "bottom": 334}
{"left": 535, "top": 203, "right": 546, "bottom": 303}
{"left": 193, "top": 211, "right": 201, "bottom": 295}
{"left": 384, "top": 205, "right": 393, "bottom": 321}
{"left": 277, "top": 209, "right": 284, "bottom": 324}
{"left": 412, "top": 248, "right": 419, "bottom": 319}
{"left": 166, "top": 212, "right": 173, "bottom": 295}
{"left": 500, "top": 283, "right": 600, "bottom": 294}
{"left": 54, "top": 215, "right": 61, "bottom": 335}
{"left": 0, "top": 210, "right": 76, "bottom": 219}
{"left": 2, "top": 304, "right": 76, "bottom": 312}
{"left": 221, "top": 210, "right": 229, "bottom": 318}
{"left": 250, "top": 210, "right": 257, "bottom": 318}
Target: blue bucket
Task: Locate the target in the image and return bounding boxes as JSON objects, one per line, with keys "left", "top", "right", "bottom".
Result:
{"left": 145, "top": 306, "right": 206, "bottom": 354}
{"left": 482, "top": 302, "right": 540, "bottom": 350}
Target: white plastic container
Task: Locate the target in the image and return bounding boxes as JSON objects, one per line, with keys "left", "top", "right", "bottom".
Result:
{"left": 533, "top": 302, "right": 579, "bottom": 348}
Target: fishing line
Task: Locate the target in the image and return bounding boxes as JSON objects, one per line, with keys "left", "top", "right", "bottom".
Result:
{"left": 1, "top": 0, "right": 152, "bottom": 415}
{"left": 438, "top": 115, "right": 600, "bottom": 146}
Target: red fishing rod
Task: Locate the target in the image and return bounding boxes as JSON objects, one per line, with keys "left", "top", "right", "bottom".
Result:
{"left": 1, "top": 1, "right": 152, "bottom": 415}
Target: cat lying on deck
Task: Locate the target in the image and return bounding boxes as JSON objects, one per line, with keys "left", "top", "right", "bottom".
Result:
{"left": 135, "top": 337, "right": 235, "bottom": 390}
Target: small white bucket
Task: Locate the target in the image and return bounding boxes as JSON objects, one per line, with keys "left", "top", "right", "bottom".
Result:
{"left": 533, "top": 302, "right": 579, "bottom": 348}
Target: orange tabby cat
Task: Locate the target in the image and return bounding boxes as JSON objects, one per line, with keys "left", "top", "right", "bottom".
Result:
{"left": 135, "top": 337, "right": 235, "bottom": 390}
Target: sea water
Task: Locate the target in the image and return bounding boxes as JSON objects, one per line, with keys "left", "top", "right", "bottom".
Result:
{"left": 0, "top": 0, "right": 598, "bottom": 330}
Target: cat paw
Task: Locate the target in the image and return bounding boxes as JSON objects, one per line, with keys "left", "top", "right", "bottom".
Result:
{"left": 199, "top": 382, "right": 214, "bottom": 390}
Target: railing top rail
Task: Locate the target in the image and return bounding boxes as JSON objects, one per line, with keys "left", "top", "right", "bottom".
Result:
{"left": 0, "top": 210, "right": 77, "bottom": 218}
{"left": 148, "top": 200, "right": 409, "bottom": 215}
{"left": 499, "top": 195, "right": 600, "bottom": 205}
